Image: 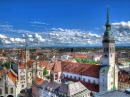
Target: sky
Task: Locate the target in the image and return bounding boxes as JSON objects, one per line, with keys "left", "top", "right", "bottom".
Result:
{"left": 0, "top": 0, "right": 130, "bottom": 48}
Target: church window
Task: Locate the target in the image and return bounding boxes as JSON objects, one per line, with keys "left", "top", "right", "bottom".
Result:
{"left": 22, "top": 85, "right": 24, "bottom": 88}
{"left": 0, "top": 88, "right": 2, "bottom": 95}
{"left": 11, "top": 87, "right": 13, "bottom": 94}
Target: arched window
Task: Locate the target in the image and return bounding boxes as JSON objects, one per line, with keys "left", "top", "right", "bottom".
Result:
{"left": 88, "top": 79, "right": 90, "bottom": 83}
{"left": 39, "top": 72, "right": 40, "bottom": 76}
{"left": 0, "top": 88, "right": 2, "bottom": 95}
{"left": 11, "top": 87, "right": 13, "bottom": 94}
{"left": 74, "top": 76, "right": 76, "bottom": 79}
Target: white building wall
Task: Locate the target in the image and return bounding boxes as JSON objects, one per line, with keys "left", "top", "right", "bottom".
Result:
{"left": 0, "top": 76, "right": 17, "bottom": 97}
{"left": 63, "top": 72, "right": 99, "bottom": 84}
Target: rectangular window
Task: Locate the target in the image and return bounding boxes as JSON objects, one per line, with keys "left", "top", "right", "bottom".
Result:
{"left": 5, "top": 87, "right": 8, "bottom": 94}
{"left": 11, "top": 88, "right": 13, "bottom": 94}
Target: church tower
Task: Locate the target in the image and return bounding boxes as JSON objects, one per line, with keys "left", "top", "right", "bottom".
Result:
{"left": 17, "top": 49, "right": 27, "bottom": 94}
{"left": 99, "top": 6, "right": 118, "bottom": 92}
{"left": 25, "top": 44, "right": 30, "bottom": 63}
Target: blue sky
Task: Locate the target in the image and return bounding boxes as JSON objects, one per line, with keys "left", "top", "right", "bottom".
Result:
{"left": 0, "top": 0, "right": 130, "bottom": 47}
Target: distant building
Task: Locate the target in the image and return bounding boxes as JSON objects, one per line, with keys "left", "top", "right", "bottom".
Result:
{"left": 118, "top": 72, "right": 130, "bottom": 90}
{"left": 34, "top": 81, "right": 90, "bottom": 97}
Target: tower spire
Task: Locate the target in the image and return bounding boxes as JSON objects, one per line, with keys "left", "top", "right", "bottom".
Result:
{"left": 107, "top": 5, "right": 110, "bottom": 24}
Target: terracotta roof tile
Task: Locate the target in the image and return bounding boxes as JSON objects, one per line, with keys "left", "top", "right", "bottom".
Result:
{"left": 46, "top": 64, "right": 51, "bottom": 70}
{"left": 8, "top": 70, "right": 17, "bottom": 84}
{"left": 19, "top": 62, "right": 26, "bottom": 69}
{"left": 62, "top": 61, "right": 101, "bottom": 78}
{"left": 0, "top": 69, "right": 5, "bottom": 75}
{"left": 38, "top": 61, "right": 49, "bottom": 67}
{"left": 51, "top": 61, "right": 62, "bottom": 72}
{"left": 118, "top": 72, "right": 130, "bottom": 84}
{"left": 35, "top": 76, "right": 44, "bottom": 85}
{"left": 27, "top": 60, "right": 35, "bottom": 68}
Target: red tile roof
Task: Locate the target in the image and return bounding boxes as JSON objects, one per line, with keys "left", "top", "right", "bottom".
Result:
{"left": 46, "top": 64, "right": 51, "bottom": 70}
{"left": 8, "top": 70, "right": 17, "bottom": 84}
{"left": 118, "top": 72, "right": 130, "bottom": 84}
{"left": 35, "top": 76, "right": 44, "bottom": 85}
{"left": 0, "top": 69, "right": 5, "bottom": 75}
{"left": 62, "top": 61, "right": 101, "bottom": 78}
{"left": 51, "top": 61, "right": 62, "bottom": 72}
{"left": 19, "top": 62, "right": 26, "bottom": 69}
{"left": 27, "top": 60, "right": 35, "bottom": 68}
{"left": 20, "top": 49, "right": 24, "bottom": 59}
{"left": 38, "top": 61, "right": 49, "bottom": 67}
{"left": 65, "top": 77, "right": 99, "bottom": 92}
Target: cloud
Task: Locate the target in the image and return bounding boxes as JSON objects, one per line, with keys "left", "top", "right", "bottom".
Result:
{"left": 0, "top": 21, "right": 130, "bottom": 48}
{"left": 111, "top": 21, "right": 130, "bottom": 44}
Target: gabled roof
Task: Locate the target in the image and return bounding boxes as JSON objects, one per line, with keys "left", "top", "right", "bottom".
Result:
{"left": 19, "top": 62, "right": 26, "bottom": 69}
{"left": 51, "top": 61, "right": 62, "bottom": 72}
{"left": 65, "top": 77, "right": 99, "bottom": 92}
{"left": 8, "top": 70, "right": 17, "bottom": 84}
{"left": 35, "top": 76, "right": 44, "bottom": 85}
{"left": 62, "top": 61, "right": 101, "bottom": 78}
{"left": 58, "top": 81, "right": 88, "bottom": 96}
{"left": 46, "top": 81, "right": 60, "bottom": 91}
{"left": 27, "top": 60, "right": 35, "bottom": 68}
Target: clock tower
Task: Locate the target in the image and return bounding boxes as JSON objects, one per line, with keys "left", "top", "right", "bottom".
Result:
{"left": 99, "top": 6, "right": 118, "bottom": 92}
{"left": 17, "top": 49, "right": 27, "bottom": 94}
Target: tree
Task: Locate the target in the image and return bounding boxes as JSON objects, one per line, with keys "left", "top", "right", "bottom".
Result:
{"left": 43, "top": 68, "right": 49, "bottom": 76}
{"left": 2, "top": 61, "right": 10, "bottom": 69}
